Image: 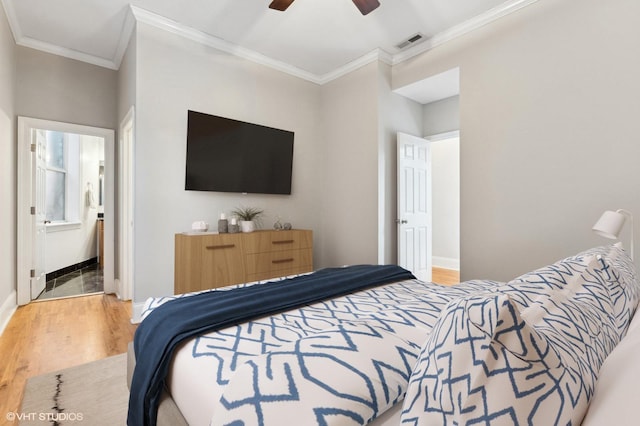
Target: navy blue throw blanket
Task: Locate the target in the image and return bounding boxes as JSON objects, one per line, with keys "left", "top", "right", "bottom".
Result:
{"left": 127, "top": 264, "right": 415, "bottom": 426}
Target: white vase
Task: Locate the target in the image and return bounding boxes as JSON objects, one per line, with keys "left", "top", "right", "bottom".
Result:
{"left": 240, "top": 220, "right": 255, "bottom": 233}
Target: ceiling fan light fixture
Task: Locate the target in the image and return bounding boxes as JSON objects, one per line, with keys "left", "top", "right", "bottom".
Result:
{"left": 269, "top": 0, "right": 380, "bottom": 15}
{"left": 353, "top": 0, "right": 381, "bottom": 15}
{"left": 269, "top": 0, "right": 296, "bottom": 11}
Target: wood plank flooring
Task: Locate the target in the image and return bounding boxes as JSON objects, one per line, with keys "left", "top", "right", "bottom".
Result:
{"left": 0, "top": 267, "right": 459, "bottom": 422}
{"left": 432, "top": 266, "right": 460, "bottom": 286}
{"left": 0, "top": 294, "right": 137, "bottom": 422}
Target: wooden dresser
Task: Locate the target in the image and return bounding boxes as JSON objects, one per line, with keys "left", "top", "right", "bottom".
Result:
{"left": 174, "top": 229, "right": 313, "bottom": 294}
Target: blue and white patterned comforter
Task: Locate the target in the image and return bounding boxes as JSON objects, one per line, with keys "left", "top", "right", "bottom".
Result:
{"left": 141, "top": 277, "right": 499, "bottom": 425}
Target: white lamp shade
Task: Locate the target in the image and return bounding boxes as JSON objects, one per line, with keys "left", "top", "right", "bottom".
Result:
{"left": 592, "top": 210, "right": 626, "bottom": 240}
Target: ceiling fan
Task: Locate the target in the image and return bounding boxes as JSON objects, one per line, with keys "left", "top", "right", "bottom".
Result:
{"left": 269, "top": 0, "right": 381, "bottom": 16}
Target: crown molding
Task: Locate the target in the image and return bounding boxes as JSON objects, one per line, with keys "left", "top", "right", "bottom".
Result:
{"left": 0, "top": 0, "right": 20, "bottom": 42}
{"left": 392, "top": 0, "right": 540, "bottom": 65}
{"left": 1, "top": 0, "right": 119, "bottom": 69}
{"left": 112, "top": 6, "right": 137, "bottom": 69}
{"left": 2, "top": 0, "right": 540, "bottom": 82}
{"left": 16, "top": 35, "right": 119, "bottom": 69}
{"left": 130, "top": 5, "right": 324, "bottom": 84}
{"left": 130, "top": 0, "right": 539, "bottom": 84}
{"left": 315, "top": 48, "right": 393, "bottom": 85}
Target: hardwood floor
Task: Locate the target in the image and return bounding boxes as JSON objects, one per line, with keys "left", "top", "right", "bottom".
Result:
{"left": 432, "top": 266, "right": 460, "bottom": 286}
{"left": 0, "top": 294, "right": 136, "bottom": 422}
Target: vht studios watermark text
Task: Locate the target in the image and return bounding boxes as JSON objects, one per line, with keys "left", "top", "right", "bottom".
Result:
{"left": 6, "top": 411, "right": 84, "bottom": 422}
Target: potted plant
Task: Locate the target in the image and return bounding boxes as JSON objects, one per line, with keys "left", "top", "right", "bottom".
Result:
{"left": 231, "top": 206, "right": 264, "bottom": 233}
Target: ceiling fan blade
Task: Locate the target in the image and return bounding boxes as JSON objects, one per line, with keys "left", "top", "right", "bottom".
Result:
{"left": 352, "top": 0, "right": 380, "bottom": 15}
{"left": 269, "top": 0, "right": 296, "bottom": 11}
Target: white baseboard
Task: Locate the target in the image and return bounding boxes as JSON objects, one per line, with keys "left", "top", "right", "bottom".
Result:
{"left": 131, "top": 301, "right": 145, "bottom": 324}
{"left": 432, "top": 256, "right": 460, "bottom": 271}
{"left": 0, "top": 291, "right": 18, "bottom": 337}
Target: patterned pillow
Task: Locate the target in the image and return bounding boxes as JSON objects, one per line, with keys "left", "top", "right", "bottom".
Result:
{"left": 495, "top": 245, "right": 638, "bottom": 340}
{"left": 595, "top": 244, "right": 640, "bottom": 330}
{"left": 401, "top": 293, "right": 581, "bottom": 425}
{"left": 401, "top": 248, "right": 632, "bottom": 425}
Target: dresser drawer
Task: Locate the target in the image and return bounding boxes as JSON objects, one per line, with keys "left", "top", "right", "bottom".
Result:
{"left": 245, "top": 248, "right": 313, "bottom": 275}
{"left": 243, "top": 230, "right": 312, "bottom": 254}
{"left": 175, "top": 229, "right": 313, "bottom": 295}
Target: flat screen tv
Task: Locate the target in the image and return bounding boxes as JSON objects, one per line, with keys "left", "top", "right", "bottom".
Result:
{"left": 185, "top": 110, "right": 294, "bottom": 195}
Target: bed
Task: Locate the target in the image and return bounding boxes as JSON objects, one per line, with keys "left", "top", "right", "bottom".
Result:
{"left": 127, "top": 244, "right": 639, "bottom": 426}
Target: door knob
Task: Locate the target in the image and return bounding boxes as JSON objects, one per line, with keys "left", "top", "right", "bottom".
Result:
{"left": 396, "top": 219, "right": 408, "bottom": 224}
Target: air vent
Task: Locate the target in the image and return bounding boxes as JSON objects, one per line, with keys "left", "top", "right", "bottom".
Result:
{"left": 395, "top": 33, "right": 425, "bottom": 50}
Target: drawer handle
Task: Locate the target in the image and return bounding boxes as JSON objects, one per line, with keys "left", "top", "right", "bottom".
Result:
{"left": 272, "top": 258, "right": 294, "bottom": 264}
{"left": 206, "top": 244, "right": 235, "bottom": 250}
{"left": 272, "top": 240, "right": 295, "bottom": 245}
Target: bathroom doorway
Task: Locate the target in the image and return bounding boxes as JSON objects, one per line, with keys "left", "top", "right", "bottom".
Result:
{"left": 17, "top": 117, "right": 115, "bottom": 305}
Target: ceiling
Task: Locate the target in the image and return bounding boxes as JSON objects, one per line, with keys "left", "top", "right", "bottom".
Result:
{"left": 1, "top": 0, "right": 537, "bottom": 101}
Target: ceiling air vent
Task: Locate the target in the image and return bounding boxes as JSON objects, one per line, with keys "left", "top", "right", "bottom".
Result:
{"left": 395, "top": 33, "right": 425, "bottom": 50}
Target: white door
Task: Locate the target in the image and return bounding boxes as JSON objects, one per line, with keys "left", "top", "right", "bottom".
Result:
{"left": 32, "top": 129, "right": 47, "bottom": 299}
{"left": 397, "top": 132, "right": 432, "bottom": 282}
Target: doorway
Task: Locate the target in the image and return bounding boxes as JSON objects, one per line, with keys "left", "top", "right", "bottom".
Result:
{"left": 396, "top": 131, "right": 460, "bottom": 283}
{"left": 17, "top": 117, "right": 115, "bottom": 305}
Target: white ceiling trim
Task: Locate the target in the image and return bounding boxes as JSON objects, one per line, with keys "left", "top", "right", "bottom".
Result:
{"left": 1, "top": 0, "right": 120, "bottom": 69}
{"left": 17, "top": 35, "right": 120, "bottom": 69}
{"left": 2, "top": 0, "right": 540, "bottom": 82}
{"left": 315, "top": 48, "right": 393, "bottom": 86}
{"left": 393, "top": 0, "right": 540, "bottom": 65}
{"left": 112, "top": 6, "right": 137, "bottom": 70}
{"left": 130, "top": 5, "right": 324, "bottom": 84}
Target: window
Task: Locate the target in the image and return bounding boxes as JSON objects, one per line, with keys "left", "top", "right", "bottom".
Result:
{"left": 45, "top": 131, "right": 80, "bottom": 226}
{"left": 45, "top": 131, "right": 66, "bottom": 221}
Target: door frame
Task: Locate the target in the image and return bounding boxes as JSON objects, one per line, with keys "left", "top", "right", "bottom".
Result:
{"left": 118, "top": 107, "right": 135, "bottom": 301}
{"left": 17, "top": 117, "right": 115, "bottom": 305}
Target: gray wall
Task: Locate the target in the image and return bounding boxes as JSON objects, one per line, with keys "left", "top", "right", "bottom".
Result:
{"left": 394, "top": 0, "right": 640, "bottom": 281}
{"left": 132, "top": 22, "right": 324, "bottom": 301}
{"left": 0, "top": 4, "right": 16, "bottom": 327}
{"left": 319, "top": 62, "right": 380, "bottom": 267}
{"left": 423, "top": 96, "right": 459, "bottom": 136}
{"left": 15, "top": 47, "right": 118, "bottom": 130}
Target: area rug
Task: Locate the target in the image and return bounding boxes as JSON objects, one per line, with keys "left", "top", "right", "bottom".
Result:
{"left": 19, "top": 354, "right": 128, "bottom": 425}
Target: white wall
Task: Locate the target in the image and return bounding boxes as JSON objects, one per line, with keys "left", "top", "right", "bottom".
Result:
{"left": 45, "top": 135, "right": 104, "bottom": 273}
{"left": 430, "top": 138, "right": 460, "bottom": 269}
{"left": 423, "top": 96, "right": 459, "bottom": 136}
{"left": 393, "top": 0, "right": 640, "bottom": 281}
{"left": 0, "top": 3, "right": 16, "bottom": 331}
{"left": 132, "top": 22, "right": 324, "bottom": 301}
{"left": 423, "top": 96, "right": 460, "bottom": 269}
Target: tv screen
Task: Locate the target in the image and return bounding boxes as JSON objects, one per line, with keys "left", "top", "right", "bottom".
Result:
{"left": 185, "top": 110, "right": 294, "bottom": 195}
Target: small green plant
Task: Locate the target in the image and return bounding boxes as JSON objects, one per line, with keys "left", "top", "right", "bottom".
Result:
{"left": 231, "top": 206, "right": 264, "bottom": 225}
